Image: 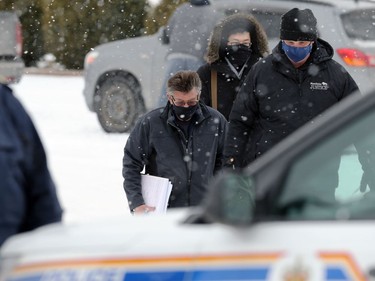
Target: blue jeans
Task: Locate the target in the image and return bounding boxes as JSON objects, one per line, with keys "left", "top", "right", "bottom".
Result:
{"left": 158, "top": 54, "right": 204, "bottom": 107}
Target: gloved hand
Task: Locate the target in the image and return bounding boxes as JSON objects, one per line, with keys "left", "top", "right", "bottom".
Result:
{"left": 359, "top": 171, "right": 375, "bottom": 193}
{"left": 223, "top": 157, "right": 236, "bottom": 170}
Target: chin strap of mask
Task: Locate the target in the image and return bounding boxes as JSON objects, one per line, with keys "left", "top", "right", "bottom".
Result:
{"left": 225, "top": 57, "right": 249, "bottom": 79}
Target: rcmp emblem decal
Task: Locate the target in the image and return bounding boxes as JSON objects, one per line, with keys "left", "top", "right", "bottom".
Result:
{"left": 283, "top": 258, "right": 309, "bottom": 281}
{"left": 310, "top": 82, "right": 329, "bottom": 90}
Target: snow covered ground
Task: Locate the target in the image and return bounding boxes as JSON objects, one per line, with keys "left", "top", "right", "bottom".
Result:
{"left": 12, "top": 74, "right": 131, "bottom": 223}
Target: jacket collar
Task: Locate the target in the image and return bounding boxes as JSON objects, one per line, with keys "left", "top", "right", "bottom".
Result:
{"left": 212, "top": 54, "right": 260, "bottom": 79}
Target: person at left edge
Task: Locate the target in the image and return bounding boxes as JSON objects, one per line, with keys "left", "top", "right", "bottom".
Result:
{"left": 123, "top": 70, "right": 227, "bottom": 215}
{"left": 0, "top": 83, "right": 63, "bottom": 247}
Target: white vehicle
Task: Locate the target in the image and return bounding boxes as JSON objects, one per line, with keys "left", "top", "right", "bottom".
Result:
{"left": 2, "top": 83, "right": 375, "bottom": 280}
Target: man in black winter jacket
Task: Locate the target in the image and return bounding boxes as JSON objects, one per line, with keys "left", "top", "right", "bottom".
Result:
{"left": 224, "top": 8, "right": 359, "bottom": 169}
{"left": 0, "top": 84, "right": 62, "bottom": 247}
{"left": 123, "top": 71, "right": 227, "bottom": 215}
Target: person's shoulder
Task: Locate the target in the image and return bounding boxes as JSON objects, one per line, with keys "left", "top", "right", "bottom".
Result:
{"left": 0, "top": 84, "right": 28, "bottom": 115}
{"left": 197, "top": 63, "right": 210, "bottom": 75}
{"left": 0, "top": 83, "right": 11, "bottom": 91}
{"left": 323, "top": 58, "right": 353, "bottom": 78}
{"left": 0, "top": 84, "right": 14, "bottom": 99}
{"left": 326, "top": 58, "right": 346, "bottom": 68}
{"left": 257, "top": 54, "right": 272, "bottom": 64}
{"left": 204, "top": 105, "right": 227, "bottom": 122}
{"left": 142, "top": 107, "right": 165, "bottom": 120}
{"left": 251, "top": 55, "right": 272, "bottom": 72}
{"left": 133, "top": 108, "right": 165, "bottom": 126}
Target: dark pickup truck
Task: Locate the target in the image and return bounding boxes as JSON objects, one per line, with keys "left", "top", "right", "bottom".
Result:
{"left": 0, "top": 11, "right": 24, "bottom": 84}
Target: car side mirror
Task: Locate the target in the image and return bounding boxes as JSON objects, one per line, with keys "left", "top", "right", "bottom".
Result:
{"left": 201, "top": 170, "right": 256, "bottom": 226}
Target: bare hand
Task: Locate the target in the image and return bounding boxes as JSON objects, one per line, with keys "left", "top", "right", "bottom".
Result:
{"left": 133, "top": 204, "right": 156, "bottom": 215}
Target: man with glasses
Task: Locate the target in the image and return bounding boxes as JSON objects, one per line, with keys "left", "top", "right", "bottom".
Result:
{"left": 224, "top": 8, "right": 359, "bottom": 169}
{"left": 123, "top": 71, "right": 227, "bottom": 215}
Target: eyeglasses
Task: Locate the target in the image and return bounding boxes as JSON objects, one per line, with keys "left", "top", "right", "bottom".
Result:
{"left": 227, "top": 41, "right": 252, "bottom": 48}
{"left": 283, "top": 40, "right": 313, "bottom": 47}
{"left": 170, "top": 96, "right": 199, "bottom": 107}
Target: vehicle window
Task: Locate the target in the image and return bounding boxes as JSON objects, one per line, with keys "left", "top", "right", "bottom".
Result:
{"left": 341, "top": 9, "right": 375, "bottom": 41}
{"left": 251, "top": 11, "right": 283, "bottom": 40}
{"left": 277, "top": 109, "right": 375, "bottom": 220}
{"left": 222, "top": 8, "right": 283, "bottom": 40}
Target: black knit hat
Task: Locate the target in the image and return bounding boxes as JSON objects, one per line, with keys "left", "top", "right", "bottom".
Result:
{"left": 280, "top": 8, "right": 318, "bottom": 41}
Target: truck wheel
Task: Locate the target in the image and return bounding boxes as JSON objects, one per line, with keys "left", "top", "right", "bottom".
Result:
{"left": 95, "top": 74, "right": 143, "bottom": 133}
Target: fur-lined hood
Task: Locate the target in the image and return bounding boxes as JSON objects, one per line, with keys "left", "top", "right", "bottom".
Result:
{"left": 205, "top": 13, "right": 269, "bottom": 64}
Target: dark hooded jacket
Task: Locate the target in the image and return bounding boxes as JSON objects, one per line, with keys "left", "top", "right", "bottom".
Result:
{"left": 197, "top": 13, "right": 269, "bottom": 120}
{"left": 224, "top": 39, "right": 359, "bottom": 168}
{"left": 123, "top": 102, "right": 227, "bottom": 210}
{"left": 0, "top": 84, "right": 62, "bottom": 246}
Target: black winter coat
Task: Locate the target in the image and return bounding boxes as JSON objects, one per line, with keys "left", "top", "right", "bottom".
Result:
{"left": 197, "top": 13, "right": 269, "bottom": 120}
{"left": 123, "top": 102, "right": 227, "bottom": 210}
{"left": 197, "top": 55, "right": 260, "bottom": 120}
{"left": 224, "top": 39, "right": 359, "bottom": 168}
{"left": 0, "top": 85, "right": 62, "bottom": 246}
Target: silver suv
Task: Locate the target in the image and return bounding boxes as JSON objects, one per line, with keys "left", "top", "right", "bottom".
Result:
{"left": 0, "top": 11, "right": 24, "bottom": 84}
{"left": 83, "top": 0, "right": 375, "bottom": 133}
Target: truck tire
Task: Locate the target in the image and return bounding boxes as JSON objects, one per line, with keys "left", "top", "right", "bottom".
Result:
{"left": 95, "top": 74, "right": 144, "bottom": 133}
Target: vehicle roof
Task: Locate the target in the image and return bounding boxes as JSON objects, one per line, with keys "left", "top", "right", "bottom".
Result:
{"left": 212, "top": 0, "right": 375, "bottom": 10}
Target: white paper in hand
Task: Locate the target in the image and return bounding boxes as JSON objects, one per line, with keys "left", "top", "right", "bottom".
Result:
{"left": 141, "top": 175, "right": 172, "bottom": 213}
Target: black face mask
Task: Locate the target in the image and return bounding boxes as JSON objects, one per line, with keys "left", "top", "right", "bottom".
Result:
{"left": 224, "top": 44, "right": 252, "bottom": 68}
{"left": 172, "top": 104, "right": 199, "bottom": 122}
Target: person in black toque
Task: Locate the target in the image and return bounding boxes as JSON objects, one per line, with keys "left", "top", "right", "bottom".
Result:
{"left": 223, "top": 8, "right": 360, "bottom": 169}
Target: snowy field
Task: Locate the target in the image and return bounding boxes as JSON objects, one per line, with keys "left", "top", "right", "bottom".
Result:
{"left": 12, "top": 74, "right": 131, "bottom": 223}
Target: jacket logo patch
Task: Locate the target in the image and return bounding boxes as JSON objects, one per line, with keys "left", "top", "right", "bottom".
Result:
{"left": 310, "top": 82, "right": 329, "bottom": 90}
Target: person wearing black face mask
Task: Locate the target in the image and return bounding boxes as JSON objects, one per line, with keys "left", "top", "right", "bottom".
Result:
{"left": 123, "top": 71, "right": 227, "bottom": 215}
{"left": 224, "top": 43, "right": 253, "bottom": 72}
{"left": 197, "top": 13, "right": 269, "bottom": 120}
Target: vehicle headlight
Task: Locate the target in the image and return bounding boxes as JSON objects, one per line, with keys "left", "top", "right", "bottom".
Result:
{"left": 0, "top": 255, "right": 20, "bottom": 281}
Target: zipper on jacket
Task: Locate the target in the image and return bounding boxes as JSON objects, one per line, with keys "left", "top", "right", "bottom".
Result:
{"left": 182, "top": 134, "right": 193, "bottom": 206}
{"left": 175, "top": 126, "right": 193, "bottom": 206}
{"left": 297, "top": 69, "right": 303, "bottom": 97}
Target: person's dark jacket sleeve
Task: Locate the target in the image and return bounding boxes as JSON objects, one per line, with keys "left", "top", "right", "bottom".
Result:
{"left": 214, "top": 112, "right": 228, "bottom": 173}
{"left": 223, "top": 69, "right": 258, "bottom": 168}
{"left": 0, "top": 85, "right": 62, "bottom": 244}
{"left": 197, "top": 64, "right": 211, "bottom": 106}
{"left": 122, "top": 116, "right": 150, "bottom": 211}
